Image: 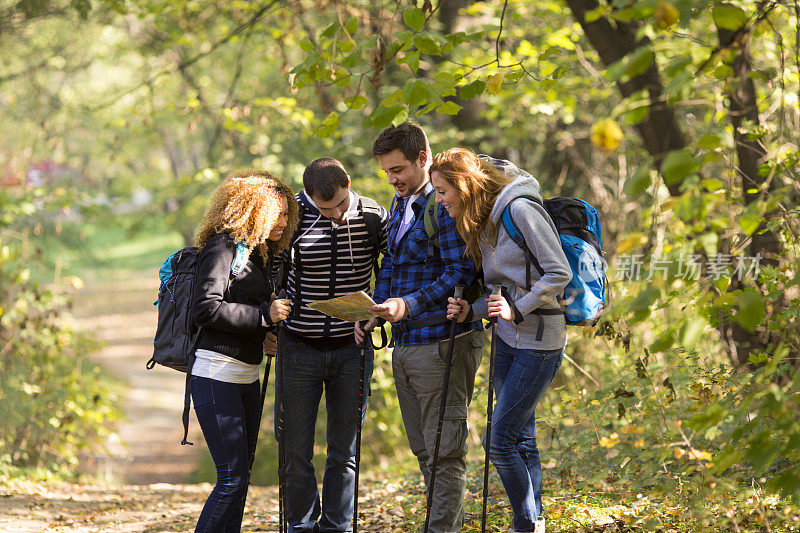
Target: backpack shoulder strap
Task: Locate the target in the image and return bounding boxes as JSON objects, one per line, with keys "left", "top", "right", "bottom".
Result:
{"left": 422, "top": 191, "right": 439, "bottom": 247}
{"left": 500, "top": 195, "right": 546, "bottom": 284}
{"left": 358, "top": 196, "right": 383, "bottom": 253}
{"left": 358, "top": 196, "right": 383, "bottom": 278}
{"left": 422, "top": 191, "right": 440, "bottom": 267}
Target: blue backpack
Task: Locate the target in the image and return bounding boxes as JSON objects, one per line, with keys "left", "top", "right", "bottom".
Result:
{"left": 501, "top": 195, "right": 606, "bottom": 326}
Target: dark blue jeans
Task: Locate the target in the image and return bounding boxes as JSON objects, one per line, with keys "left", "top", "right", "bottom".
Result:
{"left": 483, "top": 337, "right": 563, "bottom": 532}
{"left": 192, "top": 375, "right": 261, "bottom": 533}
{"left": 275, "top": 333, "right": 374, "bottom": 533}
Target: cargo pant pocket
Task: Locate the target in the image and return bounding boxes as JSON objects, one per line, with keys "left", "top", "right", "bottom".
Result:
{"left": 424, "top": 404, "right": 468, "bottom": 460}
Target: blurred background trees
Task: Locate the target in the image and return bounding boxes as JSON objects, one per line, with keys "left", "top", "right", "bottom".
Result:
{"left": 1, "top": 0, "right": 798, "bottom": 525}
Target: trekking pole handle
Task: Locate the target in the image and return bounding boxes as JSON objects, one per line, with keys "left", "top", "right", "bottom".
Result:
{"left": 490, "top": 286, "right": 502, "bottom": 323}
{"left": 453, "top": 285, "right": 464, "bottom": 301}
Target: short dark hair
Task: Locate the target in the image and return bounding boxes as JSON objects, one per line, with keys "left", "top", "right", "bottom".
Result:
{"left": 372, "top": 120, "right": 431, "bottom": 163}
{"left": 303, "top": 157, "right": 349, "bottom": 201}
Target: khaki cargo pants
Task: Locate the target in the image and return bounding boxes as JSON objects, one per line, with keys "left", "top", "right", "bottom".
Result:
{"left": 392, "top": 329, "right": 485, "bottom": 533}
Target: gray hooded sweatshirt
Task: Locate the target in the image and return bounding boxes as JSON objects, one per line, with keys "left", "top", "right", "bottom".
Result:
{"left": 471, "top": 160, "right": 572, "bottom": 350}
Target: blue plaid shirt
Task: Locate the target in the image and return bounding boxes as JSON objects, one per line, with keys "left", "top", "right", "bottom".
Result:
{"left": 373, "top": 185, "right": 481, "bottom": 346}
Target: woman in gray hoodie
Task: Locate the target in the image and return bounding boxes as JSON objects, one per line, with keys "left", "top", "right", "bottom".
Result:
{"left": 431, "top": 148, "right": 571, "bottom": 533}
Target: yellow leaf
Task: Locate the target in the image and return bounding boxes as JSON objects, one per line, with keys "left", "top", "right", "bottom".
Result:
{"left": 599, "top": 432, "right": 620, "bottom": 448}
{"left": 655, "top": 1, "right": 679, "bottom": 29}
{"left": 590, "top": 118, "right": 624, "bottom": 152}
{"left": 688, "top": 448, "right": 713, "bottom": 461}
{"left": 65, "top": 276, "right": 85, "bottom": 290}
{"left": 615, "top": 232, "right": 647, "bottom": 255}
{"left": 674, "top": 446, "right": 687, "bottom": 458}
{"left": 486, "top": 74, "right": 504, "bottom": 95}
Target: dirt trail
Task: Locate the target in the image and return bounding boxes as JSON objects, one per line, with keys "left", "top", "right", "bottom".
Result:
{"left": 0, "top": 269, "right": 413, "bottom": 532}
{"left": 70, "top": 269, "right": 203, "bottom": 485}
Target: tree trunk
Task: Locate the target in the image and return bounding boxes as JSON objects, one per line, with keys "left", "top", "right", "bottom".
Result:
{"left": 717, "top": 12, "right": 785, "bottom": 366}
{"left": 565, "top": 0, "right": 787, "bottom": 367}
{"left": 565, "top": 0, "right": 688, "bottom": 197}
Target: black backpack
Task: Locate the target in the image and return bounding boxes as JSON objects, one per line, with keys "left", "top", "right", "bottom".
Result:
{"left": 147, "top": 243, "right": 247, "bottom": 444}
{"left": 148, "top": 247, "right": 202, "bottom": 373}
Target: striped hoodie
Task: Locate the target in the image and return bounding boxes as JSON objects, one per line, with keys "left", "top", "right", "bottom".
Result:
{"left": 277, "top": 189, "right": 389, "bottom": 340}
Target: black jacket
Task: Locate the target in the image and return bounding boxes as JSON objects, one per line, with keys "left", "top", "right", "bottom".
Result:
{"left": 191, "top": 232, "right": 272, "bottom": 365}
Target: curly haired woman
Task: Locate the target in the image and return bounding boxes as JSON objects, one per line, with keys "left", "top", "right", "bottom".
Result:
{"left": 191, "top": 169, "right": 298, "bottom": 532}
{"left": 433, "top": 148, "right": 571, "bottom": 533}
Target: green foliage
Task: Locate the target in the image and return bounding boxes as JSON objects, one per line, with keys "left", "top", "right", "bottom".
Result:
{"left": 0, "top": 191, "right": 122, "bottom": 474}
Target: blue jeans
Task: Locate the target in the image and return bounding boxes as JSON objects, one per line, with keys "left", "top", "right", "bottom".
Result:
{"left": 483, "top": 337, "right": 563, "bottom": 532}
{"left": 191, "top": 376, "right": 261, "bottom": 533}
{"left": 275, "top": 333, "right": 374, "bottom": 533}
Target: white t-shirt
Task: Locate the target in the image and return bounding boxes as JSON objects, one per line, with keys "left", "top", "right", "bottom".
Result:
{"left": 396, "top": 182, "right": 433, "bottom": 245}
{"left": 191, "top": 349, "right": 259, "bottom": 384}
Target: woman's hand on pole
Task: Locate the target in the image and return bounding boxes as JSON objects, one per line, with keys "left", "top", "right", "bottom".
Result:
{"left": 487, "top": 293, "right": 515, "bottom": 321}
{"left": 446, "top": 297, "right": 470, "bottom": 323}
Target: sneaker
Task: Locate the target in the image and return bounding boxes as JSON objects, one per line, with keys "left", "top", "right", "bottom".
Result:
{"left": 507, "top": 518, "right": 544, "bottom": 533}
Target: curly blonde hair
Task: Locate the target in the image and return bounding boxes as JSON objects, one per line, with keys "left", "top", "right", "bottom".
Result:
{"left": 430, "top": 148, "right": 512, "bottom": 265}
{"left": 195, "top": 169, "right": 299, "bottom": 260}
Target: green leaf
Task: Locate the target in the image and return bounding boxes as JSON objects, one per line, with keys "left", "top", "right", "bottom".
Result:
{"left": 433, "top": 72, "right": 457, "bottom": 97}
{"left": 713, "top": 5, "right": 748, "bottom": 31}
{"left": 459, "top": 80, "right": 486, "bottom": 100}
{"left": 702, "top": 179, "right": 724, "bottom": 192}
{"left": 629, "top": 287, "right": 660, "bottom": 324}
{"left": 539, "top": 47, "right": 560, "bottom": 61}
{"left": 626, "top": 47, "right": 654, "bottom": 77}
{"left": 624, "top": 104, "right": 650, "bottom": 125}
{"left": 679, "top": 316, "right": 706, "bottom": 349}
{"left": 697, "top": 134, "right": 722, "bottom": 150}
{"left": 299, "top": 38, "right": 315, "bottom": 53}
{"left": 584, "top": 5, "right": 609, "bottom": 22}
{"left": 404, "top": 8, "right": 426, "bottom": 32}
{"left": 413, "top": 34, "right": 440, "bottom": 55}
{"left": 736, "top": 288, "right": 765, "bottom": 331}
{"left": 366, "top": 104, "right": 405, "bottom": 129}
{"left": 404, "top": 80, "right": 429, "bottom": 106}
{"left": 661, "top": 148, "right": 699, "bottom": 184}
{"left": 552, "top": 64, "right": 570, "bottom": 79}
{"left": 687, "top": 404, "right": 726, "bottom": 433}
{"left": 436, "top": 101, "right": 462, "bottom": 115}
{"left": 739, "top": 202, "right": 763, "bottom": 236}
{"left": 321, "top": 22, "right": 338, "bottom": 39}
{"left": 650, "top": 327, "right": 676, "bottom": 353}
{"left": 623, "top": 168, "right": 651, "bottom": 196}
{"left": 403, "top": 51, "right": 420, "bottom": 72}
{"left": 338, "top": 39, "right": 355, "bottom": 53}
{"left": 344, "top": 95, "right": 368, "bottom": 110}
{"left": 344, "top": 16, "right": 358, "bottom": 35}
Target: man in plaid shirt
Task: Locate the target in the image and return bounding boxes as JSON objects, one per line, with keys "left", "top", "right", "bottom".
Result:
{"left": 358, "top": 121, "right": 485, "bottom": 533}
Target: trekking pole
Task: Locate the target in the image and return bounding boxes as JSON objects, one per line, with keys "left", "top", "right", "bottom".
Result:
{"left": 481, "top": 286, "right": 503, "bottom": 533}
{"left": 423, "top": 285, "right": 464, "bottom": 533}
{"left": 353, "top": 322, "right": 369, "bottom": 533}
{"left": 241, "top": 350, "right": 274, "bottom": 514}
{"left": 274, "top": 290, "right": 288, "bottom": 533}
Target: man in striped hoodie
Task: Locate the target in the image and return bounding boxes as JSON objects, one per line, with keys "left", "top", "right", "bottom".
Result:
{"left": 274, "top": 157, "right": 388, "bottom": 533}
